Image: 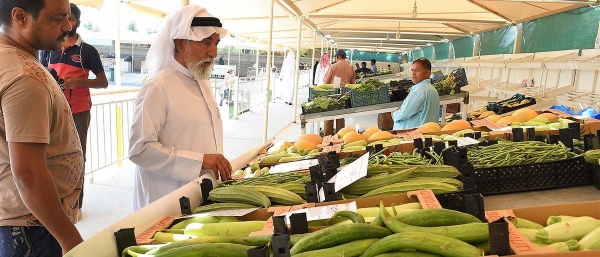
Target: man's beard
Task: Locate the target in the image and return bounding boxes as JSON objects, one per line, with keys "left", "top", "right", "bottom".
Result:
{"left": 67, "top": 26, "right": 78, "bottom": 37}
{"left": 185, "top": 56, "right": 214, "bottom": 80}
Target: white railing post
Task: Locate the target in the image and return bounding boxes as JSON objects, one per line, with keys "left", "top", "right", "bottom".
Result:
{"left": 233, "top": 77, "right": 240, "bottom": 119}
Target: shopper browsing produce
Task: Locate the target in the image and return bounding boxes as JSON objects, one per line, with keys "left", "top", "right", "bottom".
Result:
{"left": 323, "top": 49, "right": 356, "bottom": 135}
{"left": 0, "top": 0, "right": 84, "bottom": 255}
{"left": 129, "top": 5, "right": 232, "bottom": 210}
{"left": 392, "top": 58, "right": 440, "bottom": 130}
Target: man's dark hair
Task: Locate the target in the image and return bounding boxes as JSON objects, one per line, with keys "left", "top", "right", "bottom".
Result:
{"left": 413, "top": 57, "right": 432, "bottom": 71}
{"left": 361, "top": 62, "right": 367, "bottom": 66}
{"left": 70, "top": 3, "right": 81, "bottom": 21}
{"left": 371, "top": 59, "right": 376, "bottom": 64}
{"left": 0, "top": 0, "right": 45, "bottom": 27}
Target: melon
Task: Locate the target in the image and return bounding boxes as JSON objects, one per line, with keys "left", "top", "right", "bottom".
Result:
{"left": 342, "top": 132, "right": 364, "bottom": 144}
{"left": 534, "top": 113, "right": 559, "bottom": 123}
{"left": 440, "top": 120, "right": 472, "bottom": 132}
{"left": 368, "top": 131, "right": 394, "bottom": 141}
{"left": 422, "top": 122, "right": 442, "bottom": 132}
{"left": 414, "top": 126, "right": 436, "bottom": 133}
{"left": 294, "top": 139, "right": 317, "bottom": 151}
{"left": 298, "top": 133, "right": 323, "bottom": 145}
{"left": 486, "top": 115, "right": 503, "bottom": 123}
{"left": 496, "top": 116, "right": 516, "bottom": 125}
{"left": 267, "top": 141, "right": 293, "bottom": 153}
{"left": 512, "top": 108, "right": 538, "bottom": 122}
{"left": 337, "top": 127, "right": 356, "bottom": 138}
{"left": 478, "top": 111, "right": 496, "bottom": 119}
{"left": 361, "top": 127, "right": 381, "bottom": 141}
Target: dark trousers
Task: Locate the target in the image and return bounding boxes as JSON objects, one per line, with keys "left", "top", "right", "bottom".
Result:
{"left": 73, "top": 110, "right": 90, "bottom": 209}
{"left": 220, "top": 88, "right": 230, "bottom": 106}
{"left": 324, "top": 118, "right": 346, "bottom": 136}
{"left": 0, "top": 226, "right": 62, "bottom": 257}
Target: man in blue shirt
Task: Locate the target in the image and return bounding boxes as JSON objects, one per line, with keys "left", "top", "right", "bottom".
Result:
{"left": 392, "top": 58, "right": 440, "bottom": 130}
{"left": 370, "top": 59, "right": 378, "bottom": 74}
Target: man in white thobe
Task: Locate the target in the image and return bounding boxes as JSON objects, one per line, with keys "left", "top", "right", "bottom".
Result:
{"left": 129, "top": 5, "right": 232, "bottom": 210}
{"left": 280, "top": 50, "right": 296, "bottom": 105}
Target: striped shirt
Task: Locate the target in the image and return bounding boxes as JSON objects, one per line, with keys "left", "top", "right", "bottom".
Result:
{"left": 392, "top": 79, "right": 440, "bottom": 130}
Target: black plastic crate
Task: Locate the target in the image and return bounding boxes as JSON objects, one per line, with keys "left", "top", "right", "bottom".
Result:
{"left": 435, "top": 191, "right": 466, "bottom": 212}
{"left": 473, "top": 156, "right": 592, "bottom": 195}
{"left": 592, "top": 164, "right": 600, "bottom": 190}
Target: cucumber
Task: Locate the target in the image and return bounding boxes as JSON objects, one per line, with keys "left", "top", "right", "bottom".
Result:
{"left": 145, "top": 243, "right": 252, "bottom": 257}
{"left": 242, "top": 233, "right": 308, "bottom": 247}
{"left": 184, "top": 220, "right": 266, "bottom": 237}
{"left": 394, "top": 209, "right": 481, "bottom": 227}
{"left": 379, "top": 202, "right": 488, "bottom": 244}
{"left": 373, "top": 252, "right": 441, "bottom": 257}
{"left": 145, "top": 236, "right": 246, "bottom": 255}
{"left": 293, "top": 238, "right": 379, "bottom": 257}
{"left": 290, "top": 223, "right": 392, "bottom": 255}
{"left": 328, "top": 211, "right": 365, "bottom": 225}
{"left": 361, "top": 232, "right": 482, "bottom": 257}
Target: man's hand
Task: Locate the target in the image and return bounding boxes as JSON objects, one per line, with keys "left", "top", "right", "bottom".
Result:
{"left": 202, "top": 154, "right": 232, "bottom": 180}
{"left": 61, "top": 76, "right": 85, "bottom": 89}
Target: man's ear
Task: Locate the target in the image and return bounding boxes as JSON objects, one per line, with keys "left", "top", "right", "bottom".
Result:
{"left": 174, "top": 39, "right": 186, "bottom": 53}
{"left": 11, "top": 7, "right": 28, "bottom": 28}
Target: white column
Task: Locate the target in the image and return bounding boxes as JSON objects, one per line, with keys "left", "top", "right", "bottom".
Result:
{"left": 292, "top": 18, "right": 302, "bottom": 123}
{"left": 513, "top": 24, "right": 523, "bottom": 54}
{"left": 263, "top": 0, "right": 275, "bottom": 144}
{"left": 115, "top": 0, "right": 122, "bottom": 86}
{"left": 255, "top": 44, "right": 260, "bottom": 78}
{"left": 227, "top": 45, "right": 231, "bottom": 65}
{"left": 311, "top": 30, "right": 316, "bottom": 85}
{"left": 473, "top": 34, "right": 481, "bottom": 57}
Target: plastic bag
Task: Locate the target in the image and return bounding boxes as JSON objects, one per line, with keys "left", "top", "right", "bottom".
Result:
{"left": 578, "top": 106, "right": 599, "bottom": 118}
{"left": 549, "top": 105, "right": 574, "bottom": 115}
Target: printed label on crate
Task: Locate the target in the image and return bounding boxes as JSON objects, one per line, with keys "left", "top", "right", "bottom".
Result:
{"left": 322, "top": 135, "right": 333, "bottom": 145}
{"left": 135, "top": 216, "right": 178, "bottom": 244}
{"left": 457, "top": 137, "right": 481, "bottom": 147}
{"left": 282, "top": 201, "right": 358, "bottom": 223}
{"left": 201, "top": 208, "right": 259, "bottom": 217}
{"left": 485, "top": 210, "right": 556, "bottom": 255}
{"left": 328, "top": 152, "right": 369, "bottom": 192}
{"left": 407, "top": 190, "right": 442, "bottom": 209}
{"left": 269, "top": 159, "right": 320, "bottom": 173}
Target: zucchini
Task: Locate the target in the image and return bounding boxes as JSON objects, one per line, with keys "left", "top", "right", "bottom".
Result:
{"left": 328, "top": 210, "right": 365, "bottom": 225}
{"left": 394, "top": 209, "right": 481, "bottom": 227}
{"left": 578, "top": 225, "right": 600, "bottom": 250}
{"left": 373, "top": 252, "right": 441, "bottom": 257}
{"left": 293, "top": 238, "right": 379, "bottom": 257}
{"left": 290, "top": 223, "right": 392, "bottom": 255}
{"left": 139, "top": 243, "right": 252, "bottom": 257}
{"left": 379, "top": 202, "right": 488, "bottom": 244}
{"left": 242, "top": 233, "right": 308, "bottom": 247}
{"left": 534, "top": 216, "right": 600, "bottom": 243}
{"left": 508, "top": 217, "right": 544, "bottom": 229}
{"left": 184, "top": 220, "right": 266, "bottom": 237}
{"left": 361, "top": 232, "right": 483, "bottom": 257}
{"left": 145, "top": 236, "right": 246, "bottom": 255}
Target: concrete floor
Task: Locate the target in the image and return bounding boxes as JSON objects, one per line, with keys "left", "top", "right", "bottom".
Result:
{"left": 75, "top": 73, "right": 600, "bottom": 239}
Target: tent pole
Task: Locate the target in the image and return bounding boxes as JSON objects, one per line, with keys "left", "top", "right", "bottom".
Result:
{"left": 115, "top": 1, "right": 122, "bottom": 86}
{"left": 263, "top": 0, "right": 275, "bottom": 144}
{"left": 311, "top": 30, "right": 316, "bottom": 85}
{"left": 227, "top": 45, "right": 231, "bottom": 65}
{"left": 292, "top": 18, "right": 302, "bottom": 123}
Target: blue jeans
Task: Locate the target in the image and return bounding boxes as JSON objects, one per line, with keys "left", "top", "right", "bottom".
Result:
{"left": 0, "top": 226, "right": 62, "bottom": 257}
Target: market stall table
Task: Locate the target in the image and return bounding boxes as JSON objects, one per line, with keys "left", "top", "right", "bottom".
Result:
{"left": 300, "top": 92, "right": 468, "bottom": 134}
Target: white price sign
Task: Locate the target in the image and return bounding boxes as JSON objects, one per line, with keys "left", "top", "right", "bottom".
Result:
{"left": 330, "top": 152, "right": 369, "bottom": 192}
{"left": 456, "top": 137, "right": 481, "bottom": 147}
{"left": 282, "top": 202, "right": 357, "bottom": 223}
{"left": 269, "top": 159, "right": 319, "bottom": 174}
{"left": 200, "top": 208, "right": 259, "bottom": 217}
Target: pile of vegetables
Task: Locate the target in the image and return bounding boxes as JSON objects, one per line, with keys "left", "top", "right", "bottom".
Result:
{"left": 301, "top": 95, "right": 348, "bottom": 114}
{"left": 467, "top": 141, "right": 579, "bottom": 168}
{"left": 356, "top": 79, "right": 386, "bottom": 92}
{"left": 511, "top": 215, "right": 600, "bottom": 252}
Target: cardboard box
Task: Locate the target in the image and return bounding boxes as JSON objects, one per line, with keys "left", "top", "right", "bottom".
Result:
{"left": 487, "top": 200, "right": 600, "bottom": 256}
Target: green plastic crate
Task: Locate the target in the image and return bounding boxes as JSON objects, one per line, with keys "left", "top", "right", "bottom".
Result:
{"left": 308, "top": 87, "right": 340, "bottom": 101}
{"left": 347, "top": 86, "right": 390, "bottom": 108}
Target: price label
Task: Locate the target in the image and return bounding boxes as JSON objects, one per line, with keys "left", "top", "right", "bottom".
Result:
{"left": 329, "top": 152, "right": 369, "bottom": 192}
{"left": 201, "top": 208, "right": 259, "bottom": 217}
{"left": 456, "top": 137, "right": 481, "bottom": 147}
{"left": 282, "top": 202, "right": 357, "bottom": 223}
{"left": 269, "top": 159, "right": 319, "bottom": 173}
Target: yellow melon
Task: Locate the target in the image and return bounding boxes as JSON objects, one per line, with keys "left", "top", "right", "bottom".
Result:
{"left": 421, "top": 122, "right": 442, "bottom": 132}
{"left": 512, "top": 108, "right": 538, "bottom": 122}
{"left": 342, "top": 132, "right": 364, "bottom": 144}
{"left": 486, "top": 115, "right": 503, "bottom": 123}
{"left": 414, "top": 126, "right": 436, "bottom": 133}
{"left": 294, "top": 139, "right": 317, "bottom": 151}
{"left": 337, "top": 127, "right": 356, "bottom": 138}
{"left": 368, "top": 131, "right": 394, "bottom": 141}
{"left": 496, "top": 116, "right": 516, "bottom": 125}
{"left": 361, "top": 127, "right": 381, "bottom": 141}
{"left": 268, "top": 141, "right": 293, "bottom": 153}
{"left": 298, "top": 133, "right": 323, "bottom": 145}
{"left": 535, "top": 113, "right": 559, "bottom": 123}
{"left": 478, "top": 111, "right": 496, "bottom": 119}
{"left": 440, "top": 120, "right": 472, "bottom": 132}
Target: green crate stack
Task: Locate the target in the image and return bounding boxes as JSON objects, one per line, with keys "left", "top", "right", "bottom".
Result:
{"left": 348, "top": 85, "right": 390, "bottom": 108}
{"left": 308, "top": 87, "right": 340, "bottom": 101}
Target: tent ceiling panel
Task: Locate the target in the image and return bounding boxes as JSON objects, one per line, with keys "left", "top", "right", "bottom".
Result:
{"left": 71, "top": 0, "right": 105, "bottom": 10}
{"left": 470, "top": 0, "right": 587, "bottom": 23}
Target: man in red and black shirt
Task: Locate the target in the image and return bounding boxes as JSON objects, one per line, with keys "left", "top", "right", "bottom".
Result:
{"left": 40, "top": 3, "right": 107, "bottom": 217}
